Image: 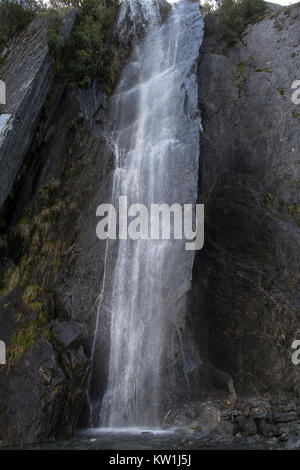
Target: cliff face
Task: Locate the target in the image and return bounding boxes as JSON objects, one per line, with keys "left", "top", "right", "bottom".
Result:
{"left": 0, "top": 10, "right": 115, "bottom": 444}
{"left": 0, "top": 10, "right": 77, "bottom": 211}
{"left": 192, "top": 4, "right": 300, "bottom": 396}
{"left": 0, "top": 0, "right": 300, "bottom": 447}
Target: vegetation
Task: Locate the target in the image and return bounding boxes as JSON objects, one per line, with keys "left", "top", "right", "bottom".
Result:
{"left": 8, "top": 323, "right": 37, "bottom": 366}
{"left": 8, "top": 320, "right": 51, "bottom": 367}
{"left": 47, "top": 0, "right": 121, "bottom": 91}
{"left": 0, "top": 120, "right": 97, "bottom": 365}
{"left": 0, "top": 0, "right": 121, "bottom": 91}
{"left": 202, "top": 0, "right": 267, "bottom": 46}
{"left": 232, "top": 61, "right": 247, "bottom": 97}
{"left": 0, "top": 0, "right": 40, "bottom": 51}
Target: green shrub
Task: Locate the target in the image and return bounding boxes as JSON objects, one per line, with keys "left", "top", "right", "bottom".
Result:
{"left": 49, "top": 0, "right": 120, "bottom": 91}
{"left": 205, "top": 0, "right": 267, "bottom": 46}
{"left": 47, "top": 27, "right": 60, "bottom": 55}
{"left": 0, "top": 0, "right": 39, "bottom": 51}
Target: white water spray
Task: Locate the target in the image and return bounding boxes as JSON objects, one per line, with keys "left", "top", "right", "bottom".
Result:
{"left": 89, "top": 0, "right": 203, "bottom": 428}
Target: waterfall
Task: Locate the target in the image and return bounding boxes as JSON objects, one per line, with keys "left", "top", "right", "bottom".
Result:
{"left": 118, "top": 0, "right": 161, "bottom": 27}
{"left": 89, "top": 0, "right": 204, "bottom": 428}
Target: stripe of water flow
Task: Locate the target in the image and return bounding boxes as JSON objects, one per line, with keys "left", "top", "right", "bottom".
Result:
{"left": 88, "top": 0, "right": 204, "bottom": 428}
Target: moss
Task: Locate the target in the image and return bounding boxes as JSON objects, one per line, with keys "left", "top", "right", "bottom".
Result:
{"left": 0, "top": 266, "right": 21, "bottom": 297}
{"left": 0, "top": 179, "right": 66, "bottom": 298}
{"left": 287, "top": 202, "right": 300, "bottom": 217}
{"left": 4, "top": 282, "right": 55, "bottom": 368}
{"left": 47, "top": 28, "right": 61, "bottom": 56}
{"left": 255, "top": 68, "right": 272, "bottom": 74}
{"left": 12, "top": 202, "right": 35, "bottom": 240}
{"left": 262, "top": 192, "right": 274, "bottom": 205}
{"left": 7, "top": 321, "right": 51, "bottom": 367}
{"left": 7, "top": 323, "right": 36, "bottom": 367}
{"left": 0, "top": 125, "right": 93, "bottom": 299}
{"left": 0, "top": 236, "right": 8, "bottom": 253}
{"left": 18, "top": 254, "right": 35, "bottom": 287}
{"left": 38, "top": 180, "right": 60, "bottom": 203}
{"left": 0, "top": 89, "right": 101, "bottom": 373}
{"left": 278, "top": 202, "right": 300, "bottom": 228}
{"left": 23, "top": 284, "right": 40, "bottom": 305}
{"left": 232, "top": 61, "right": 248, "bottom": 97}
{"left": 292, "top": 110, "right": 299, "bottom": 119}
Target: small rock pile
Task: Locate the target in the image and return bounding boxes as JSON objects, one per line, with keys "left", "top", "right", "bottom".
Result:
{"left": 167, "top": 398, "right": 300, "bottom": 449}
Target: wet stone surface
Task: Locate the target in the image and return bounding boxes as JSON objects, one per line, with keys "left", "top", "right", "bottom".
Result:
{"left": 2, "top": 398, "right": 300, "bottom": 450}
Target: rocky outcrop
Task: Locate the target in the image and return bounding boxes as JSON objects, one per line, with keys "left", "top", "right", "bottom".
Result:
{"left": 0, "top": 9, "right": 77, "bottom": 211}
{"left": 0, "top": 8, "right": 108, "bottom": 446}
{"left": 192, "top": 4, "right": 300, "bottom": 396}
{"left": 166, "top": 397, "right": 300, "bottom": 450}
{"left": 0, "top": 78, "right": 112, "bottom": 444}
{"left": 0, "top": 321, "right": 89, "bottom": 446}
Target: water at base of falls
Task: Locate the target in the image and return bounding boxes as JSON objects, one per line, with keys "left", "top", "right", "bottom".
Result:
{"left": 81, "top": 427, "right": 177, "bottom": 436}
{"left": 88, "top": 0, "right": 204, "bottom": 429}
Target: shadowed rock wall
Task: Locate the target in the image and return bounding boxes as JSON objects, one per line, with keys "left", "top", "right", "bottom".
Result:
{"left": 192, "top": 4, "right": 300, "bottom": 396}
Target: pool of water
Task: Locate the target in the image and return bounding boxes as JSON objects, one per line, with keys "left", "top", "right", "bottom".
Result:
{"left": 32, "top": 428, "right": 190, "bottom": 450}
{"left": 1, "top": 427, "right": 271, "bottom": 450}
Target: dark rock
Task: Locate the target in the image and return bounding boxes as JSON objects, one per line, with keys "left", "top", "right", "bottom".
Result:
{"left": 236, "top": 416, "right": 257, "bottom": 436}
{"left": 257, "top": 420, "right": 281, "bottom": 437}
{"left": 182, "top": 401, "right": 223, "bottom": 437}
{"left": 285, "top": 435, "right": 300, "bottom": 450}
{"left": 249, "top": 406, "right": 269, "bottom": 420}
{"left": 0, "top": 289, "right": 22, "bottom": 346}
{"left": 60, "top": 9, "right": 78, "bottom": 44}
{"left": 188, "top": 362, "right": 236, "bottom": 399}
{"left": 0, "top": 10, "right": 77, "bottom": 211}
{"left": 0, "top": 321, "right": 89, "bottom": 445}
{"left": 217, "top": 421, "right": 234, "bottom": 436}
{"left": 0, "top": 64, "right": 113, "bottom": 443}
{"left": 284, "top": 402, "right": 297, "bottom": 412}
{"left": 246, "top": 435, "right": 259, "bottom": 445}
{"left": 1, "top": 0, "right": 300, "bottom": 448}
{"left": 273, "top": 412, "right": 298, "bottom": 423}
{"left": 52, "top": 321, "right": 82, "bottom": 349}
{"left": 192, "top": 2, "right": 300, "bottom": 396}
{"left": 0, "top": 341, "right": 65, "bottom": 445}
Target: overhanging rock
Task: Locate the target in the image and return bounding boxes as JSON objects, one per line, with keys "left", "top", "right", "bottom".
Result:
{"left": 0, "top": 9, "right": 77, "bottom": 211}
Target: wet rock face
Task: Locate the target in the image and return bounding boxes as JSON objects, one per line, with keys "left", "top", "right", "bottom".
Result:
{"left": 116, "top": 0, "right": 171, "bottom": 52}
{"left": 0, "top": 0, "right": 299, "bottom": 448}
{"left": 0, "top": 9, "right": 108, "bottom": 444}
{"left": 0, "top": 322, "right": 89, "bottom": 446}
{"left": 192, "top": 5, "right": 300, "bottom": 395}
{"left": 0, "top": 10, "right": 77, "bottom": 211}
{"left": 0, "top": 80, "right": 112, "bottom": 445}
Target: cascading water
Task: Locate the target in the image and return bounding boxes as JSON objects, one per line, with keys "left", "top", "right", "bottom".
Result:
{"left": 88, "top": 0, "right": 204, "bottom": 428}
